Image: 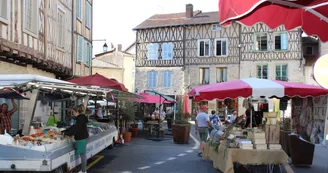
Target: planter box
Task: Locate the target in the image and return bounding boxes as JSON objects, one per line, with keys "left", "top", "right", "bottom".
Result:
{"left": 172, "top": 124, "right": 191, "bottom": 144}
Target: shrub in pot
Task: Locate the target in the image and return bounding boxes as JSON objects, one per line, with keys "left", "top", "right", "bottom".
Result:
{"left": 172, "top": 97, "right": 191, "bottom": 144}
{"left": 119, "top": 101, "right": 138, "bottom": 140}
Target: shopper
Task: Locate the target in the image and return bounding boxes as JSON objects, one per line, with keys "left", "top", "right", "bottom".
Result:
{"left": 209, "top": 110, "right": 221, "bottom": 133}
{"left": 0, "top": 98, "right": 17, "bottom": 134}
{"left": 64, "top": 105, "right": 89, "bottom": 173}
{"left": 195, "top": 105, "right": 214, "bottom": 157}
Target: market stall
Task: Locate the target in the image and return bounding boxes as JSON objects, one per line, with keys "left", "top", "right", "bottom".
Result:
{"left": 0, "top": 74, "right": 140, "bottom": 172}
{"left": 190, "top": 77, "right": 328, "bottom": 173}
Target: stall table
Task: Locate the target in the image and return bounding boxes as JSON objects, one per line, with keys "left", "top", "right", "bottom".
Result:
{"left": 203, "top": 141, "right": 291, "bottom": 173}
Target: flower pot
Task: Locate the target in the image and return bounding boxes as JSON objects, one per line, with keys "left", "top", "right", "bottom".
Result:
{"left": 172, "top": 124, "right": 191, "bottom": 144}
{"left": 130, "top": 128, "right": 138, "bottom": 137}
{"left": 123, "top": 132, "right": 132, "bottom": 142}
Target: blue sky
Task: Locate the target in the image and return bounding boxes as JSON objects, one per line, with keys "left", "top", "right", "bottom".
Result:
{"left": 92, "top": 0, "right": 219, "bottom": 56}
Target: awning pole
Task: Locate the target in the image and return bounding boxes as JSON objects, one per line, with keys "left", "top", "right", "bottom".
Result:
{"left": 323, "top": 96, "right": 328, "bottom": 146}
{"left": 249, "top": 96, "right": 252, "bottom": 128}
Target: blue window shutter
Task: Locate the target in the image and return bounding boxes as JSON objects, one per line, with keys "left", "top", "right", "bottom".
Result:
{"left": 162, "top": 72, "right": 166, "bottom": 87}
{"left": 281, "top": 33, "right": 288, "bottom": 50}
{"left": 77, "top": 36, "right": 83, "bottom": 62}
{"left": 154, "top": 44, "right": 159, "bottom": 60}
{"left": 154, "top": 72, "right": 158, "bottom": 87}
{"left": 148, "top": 72, "right": 152, "bottom": 88}
{"left": 147, "top": 44, "right": 154, "bottom": 60}
{"left": 168, "top": 72, "right": 172, "bottom": 88}
{"left": 161, "top": 43, "right": 166, "bottom": 60}
{"left": 168, "top": 43, "right": 173, "bottom": 59}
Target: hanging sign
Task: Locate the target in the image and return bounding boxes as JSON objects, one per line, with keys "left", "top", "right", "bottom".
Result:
{"left": 313, "top": 54, "right": 328, "bottom": 89}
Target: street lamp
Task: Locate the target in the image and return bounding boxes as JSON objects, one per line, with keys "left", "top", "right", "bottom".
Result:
{"left": 103, "top": 43, "right": 108, "bottom": 52}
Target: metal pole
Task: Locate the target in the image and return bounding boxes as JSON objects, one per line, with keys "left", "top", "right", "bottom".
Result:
{"left": 173, "top": 94, "right": 177, "bottom": 121}
{"left": 22, "top": 89, "right": 39, "bottom": 135}
{"left": 250, "top": 97, "right": 253, "bottom": 128}
{"left": 323, "top": 97, "right": 328, "bottom": 146}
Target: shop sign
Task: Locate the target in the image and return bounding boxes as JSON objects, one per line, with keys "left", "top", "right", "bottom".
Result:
{"left": 313, "top": 54, "right": 328, "bottom": 89}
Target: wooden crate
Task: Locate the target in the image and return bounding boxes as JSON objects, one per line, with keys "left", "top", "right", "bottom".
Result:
{"left": 265, "top": 125, "right": 280, "bottom": 144}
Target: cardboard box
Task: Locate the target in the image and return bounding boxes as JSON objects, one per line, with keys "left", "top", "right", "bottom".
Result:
{"left": 265, "top": 125, "right": 280, "bottom": 144}
{"left": 264, "top": 112, "right": 277, "bottom": 118}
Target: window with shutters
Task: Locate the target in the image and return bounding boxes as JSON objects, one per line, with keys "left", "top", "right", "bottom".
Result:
{"left": 148, "top": 71, "right": 158, "bottom": 88}
{"left": 76, "top": 35, "right": 83, "bottom": 62}
{"left": 147, "top": 43, "right": 159, "bottom": 60}
{"left": 215, "top": 39, "right": 228, "bottom": 56}
{"left": 276, "top": 65, "right": 288, "bottom": 81}
{"left": 198, "top": 39, "right": 210, "bottom": 57}
{"left": 0, "top": 0, "right": 9, "bottom": 23}
{"left": 57, "top": 8, "right": 65, "bottom": 50}
{"left": 76, "top": 0, "right": 82, "bottom": 21}
{"left": 254, "top": 33, "right": 268, "bottom": 51}
{"left": 216, "top": 67, "right": 227, "bottom": 83}
{"left": 257, "top": 65, "right": 268, "bottom": 79}
{"left": 86, "top": 42, "right": 92, "bottom": 66}
{"left": 274, "top": 32, "right": 288, "bottom": 51}
{"left": 161, "top": 43, "right": 174, "bottom": 60}
{"left": 24, "top": 0, "right": 38, "bottom": 35}
{"left": 83, "top": 39, "right": 88, "bottom": 65}
{"left": 162, "top": 71, "right": 172, "bottom": 88}
{"left": 199, "top": 68, "right": 210, "bottom": 84}
{"left": 85, "top": 2, "right": 91, "bottom": 29}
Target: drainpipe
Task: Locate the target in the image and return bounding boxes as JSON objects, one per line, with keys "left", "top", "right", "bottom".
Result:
{"left": 90, "top": 1, "right": 93, "bottom": 75}
{"left": 71, "top": 0, "right": 75, "bottom": 77}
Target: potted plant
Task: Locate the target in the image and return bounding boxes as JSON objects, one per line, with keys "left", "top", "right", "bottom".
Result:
{"left": 172, "top": 97, "right": 191, "bottom": 144}
{"left": 119, "top": 101, "right": 137, "bottom": 141}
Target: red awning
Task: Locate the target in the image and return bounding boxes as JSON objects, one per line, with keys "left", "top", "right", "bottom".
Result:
{"left": 189, "top": 78, "right": 328, "bottom": 102}
{"left": 219, "top": 0, "right": 328, "bottom": 42}
{"left": 67, "top": 73, "right": 128, "bottom": 92}
{"left": 135, "top": 92, "right": 175, "bottom": 104}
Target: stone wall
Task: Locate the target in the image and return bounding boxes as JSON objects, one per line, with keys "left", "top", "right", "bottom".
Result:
{"left": 135, "top": 67, "right": 184, "bottom": 95}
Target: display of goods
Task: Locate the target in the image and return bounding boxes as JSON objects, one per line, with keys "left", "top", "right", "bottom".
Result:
{"left": 88, "top": 127, "right": 99, "bottom": 135}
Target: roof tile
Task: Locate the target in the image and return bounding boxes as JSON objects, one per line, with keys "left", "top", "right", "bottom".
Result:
{"left": 134, "top": 11, "right": 219, "bottom": 30}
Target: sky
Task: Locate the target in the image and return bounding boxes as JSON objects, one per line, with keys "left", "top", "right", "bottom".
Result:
{"left": 92, "top": 0, "right": 219, "bottom": 56}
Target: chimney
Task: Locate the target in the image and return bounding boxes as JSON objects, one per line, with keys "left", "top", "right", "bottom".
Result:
{"left": 186, "top": 4, "right": 193, "bottom": 18}
{"left": 117, "top": 44, "right": 122, "bottom": 51}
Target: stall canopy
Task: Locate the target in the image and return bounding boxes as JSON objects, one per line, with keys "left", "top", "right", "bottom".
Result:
{"left": 136, "top": 92, "right": 175, "bottom": 104}
{"left": 0, "top": 74, "right": 140, "bottom": 101}
{"left": 219, "top": 0, "right": 328, "bottom": 42}
{"left": 67, "top": 73, "right": 128, "bottom": 92}
{"left": 0, "top": 88, "right": 29, "bottom": 100}
{"left": 189, "top": 78, "right": 328, "bottom": 102}
{"left": 144, "top": 90, "right": 176, "bottom": 103}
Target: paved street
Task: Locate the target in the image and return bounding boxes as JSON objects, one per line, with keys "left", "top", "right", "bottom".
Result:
{"left": 87, "top": 125, "right": 328, "bottom": 173}
{"left": 88, "top": 126, "right": 219, "bottom": 173}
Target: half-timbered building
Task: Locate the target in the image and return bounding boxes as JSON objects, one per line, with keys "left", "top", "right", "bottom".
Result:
{"left": 133, "top": 4, "right": 240, "bottom": 111}
{"left": 0, "top": 0, "right": 92, "bottom": 130}
{"left": 73, "top": 0, "right": 93, "bottom": 77}
{"left": 134, "top": 4, "right": 303, "bottom": 114}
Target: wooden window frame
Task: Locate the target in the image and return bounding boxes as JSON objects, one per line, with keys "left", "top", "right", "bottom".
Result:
{"left": 216, "top": 67, "right": 228, "bottom": 83}
{"left": 257, "top": 64, "right": 268, "bottom": 79}
{"left": 273, "top": 32, "right": 289, "bottom": 51}
{"left": 214, "top": 38, "right": 228, "bottom": 57}
{"left": 197, "top": 39, "right": 211, "bottom": 57}
{"left": 254, "top": 32, "right": 268, "bottom": 52}
{"left": 199, "top": 67, "right": 210, "bottom": 84}
{"left": 275, "top": 64, "right": 288, "bottom": 81}
{"left": 0, "top": 0, "right": 10, "bottom": 24}
{"left": 23, "top": 0, "right": 39, "bottom": 37}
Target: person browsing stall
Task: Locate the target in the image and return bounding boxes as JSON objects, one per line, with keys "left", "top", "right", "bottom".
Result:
{"left": 209, "top": 110, "right": 221, "bottom": 132}
{"left": 63, "top": 106, "right": 89, "bottom": 173}
{"left": 195, "top": 105, "right": 214, "bottom": 157}
{"left": 0, "top": 98, "right": 17, "bottom": 134}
